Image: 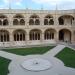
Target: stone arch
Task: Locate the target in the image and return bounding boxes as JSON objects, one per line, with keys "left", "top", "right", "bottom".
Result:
{"left": 30, "top": 14, "right": 39, "bottom": 18}
{"left": 29, "top": 29, "right": 42, "bottom": 40}
{"left": 59, "top": 29, "right": 71, "bottom": 42}
{"left": 13, "top": 14, "right": 24, "bottom": 18}
{"left": 44, "top": 14, "right": 54, "bottom": 25}
{"left": 44, "top": 29, "right": 56, "bottom": 40}
{"left": 13, "top": 29, "right": 26, "bottom": 41}
{"left": 0, "top": 14, "right": 9, "bottom": 26}
{"left": 58, "top": 15, "right": 74, "bottom": 25}
{"left": 29, "top": 14, "right": 40, "bottom": 25}
{"left": 0, "top": 30, "right": 9, "bottom": 42}
{"left": 13, "top": 14, "right": 25, "bottom": 25}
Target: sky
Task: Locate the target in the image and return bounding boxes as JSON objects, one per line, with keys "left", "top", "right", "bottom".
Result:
{"left": 0, "top": 0, "right": 75, "bottom": 10}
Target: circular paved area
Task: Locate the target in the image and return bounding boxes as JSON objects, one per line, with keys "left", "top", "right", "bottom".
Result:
{"left": 21, "top": 58, "right": 52, "bottom": 72}
{"left": 8, "top": 55, "right": 64, "bottom": 75}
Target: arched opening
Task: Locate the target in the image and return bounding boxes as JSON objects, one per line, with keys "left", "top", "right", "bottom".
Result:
{"left": 58, "top": 15, "right": 74, "bottom": 25}
{"left": 20, "top": 19, "right": 25, "bottom": 25}
{"left": 44, "top": 15, "right": 54, "bottom": 25}
{"left": 44, "top": 29, "right": 56, "bottom": 40}
{"left": 29, "top": 29, "right": 41, "bottom": 40}
{"left": 13, "top": 29, "right": 26, "bottom": 41}
{"left": 3, "top": 19, "right": 8, "bottom": 26}
{"left": 29, "top": 19, "right": 34, "bottom": 25}
{"left": 58, "top": 17, "right": 64, "bottom": 25}
{"left": 0, "top": 15, "right": 8, "bottom": 26}
{"left": 0, "top": 30, "right": 9, "bottom": 42}
{"left": 35, "top": 19, "right": 40, "bottom": 25}
{"left": 13, "top": 19, "right": 18, "bottom": 25}
{"left": 0, "top": 20, "right": 2, "bottom": 25}
{"left": 59, "top": 29, "right": 71, "bottom": 42}
{"left": 29, "top": 15, "right": 40, "bottom": 25}
{"left": 13, "top": 14, "right": 25, "bottom": 25}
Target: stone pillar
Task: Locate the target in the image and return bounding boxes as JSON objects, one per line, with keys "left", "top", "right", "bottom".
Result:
{"left": 26, "top": 34, "right": 29, "bottom": 41}
{"left": 8, "top": 14, "right": 13, "bottom": 26}
{"left": 54, "top": 15, "right": 59, "bottom": 25}
{"left": 25, "top": 14, "right": 30, "bottom": 27}
{"left": 40, "top": 32, "right": 44, "bottom": 42}
{"left": 40, "top": 15, "right": 44, "bottom": 26}
{"left": 71, "top": 31, "right": 74, "bottom": 44}
{"left": 10, "top": 34, "right": 13, "bottom": 42}
{"left": 26, "top": 33, "right": 29, "bottom": 45}
{"left": 9, "top": 32, "right": 14, "bottom": 47}
{"left": 55, "top": 31, "right": 59, "bottom": 43}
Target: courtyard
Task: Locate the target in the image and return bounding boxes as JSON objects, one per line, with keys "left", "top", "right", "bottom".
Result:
{"left": 0, "top": 44, "right": 75, "bottom": 75}
{"left": 0, "top": 0, "right": 75, "bottom": 75}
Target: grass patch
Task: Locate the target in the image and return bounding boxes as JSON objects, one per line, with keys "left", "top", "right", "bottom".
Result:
{"left": 55, "top": 47, "right": 75, "bottom": 68}
{"left": 3, "top": 46, "right": 54, "bottom": 56}
{"left": 0, "top": 57, "right": 11, "bottom": 75}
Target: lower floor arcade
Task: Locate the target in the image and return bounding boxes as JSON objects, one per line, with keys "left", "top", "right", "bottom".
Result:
{"left": 0, "top": 28, "right": 75, "bottom": 47}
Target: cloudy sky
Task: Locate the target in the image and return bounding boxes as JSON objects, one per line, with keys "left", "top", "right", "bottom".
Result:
{"left": 0, "top": 0, "right": 75, "bottom": 10}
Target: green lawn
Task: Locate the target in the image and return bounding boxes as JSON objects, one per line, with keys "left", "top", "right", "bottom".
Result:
{"left": 55, "top": 47, "right": 75, "bottom": 68}
{"left": 3, "top": 46, "right": 54, "bottom": 56}
{"left": 0, "top": 57, "right": 11, "bottom": 75}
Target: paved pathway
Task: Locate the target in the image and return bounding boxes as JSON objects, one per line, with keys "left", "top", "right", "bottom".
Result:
{"left": 69, "top": 44, "right": 75, "bottom": 49}
{"left": 0, "top": 44, "right": 65, "bottom": 60}
{"left": 44, "top": 45, "right": 65, "bottom": 56}
{"left": 0, "top": 44, "right": 75, "bottom": 75}
{"left": 0, "top": 50, "right": 22, "bottom": 60}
